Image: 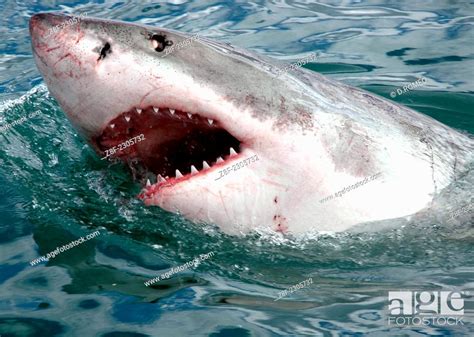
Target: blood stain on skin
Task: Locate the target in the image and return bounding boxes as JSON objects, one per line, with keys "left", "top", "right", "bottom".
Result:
{"left": 273, "top": 214, "right": 288, "bottom": 233}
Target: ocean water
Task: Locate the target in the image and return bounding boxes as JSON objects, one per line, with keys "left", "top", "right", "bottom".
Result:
{"left": 1, "top": 1, "right": 473, "bottom": 336}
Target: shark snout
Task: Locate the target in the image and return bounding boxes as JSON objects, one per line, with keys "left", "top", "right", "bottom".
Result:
{"left": 30, "top": 13, "right": 53, "bottom": 34}
{"left": 30, "top": 13, "right": 69, "bottom": 46}
{"left": 30, "top": 13, "right": 90, "bottom": 68}
{"left": 30, "top": 12, "right": 106, "bottom": 139}
{"left": 30, "top": 13, "right": 71, "bottom": 68}
{"left": 30, "top": 13, "right": 52, "bottom": 57}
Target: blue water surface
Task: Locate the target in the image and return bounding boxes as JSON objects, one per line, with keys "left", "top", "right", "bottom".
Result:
{"left": 0, "top": 1, "right": 473, "bottom": 336}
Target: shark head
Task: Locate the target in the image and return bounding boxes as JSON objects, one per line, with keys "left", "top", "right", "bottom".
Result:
{"left": 30, "top": 13, "right": 325, "bottom": 234}
{"left": 30, "top": 13, "right": 472, "bottom": 235}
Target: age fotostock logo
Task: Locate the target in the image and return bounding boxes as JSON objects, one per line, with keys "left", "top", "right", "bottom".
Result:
{"left": 388, "top": 291, "right": 466, "bottom": 326}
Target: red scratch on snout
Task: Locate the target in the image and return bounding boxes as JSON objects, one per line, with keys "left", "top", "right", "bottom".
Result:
{"left": 46, "top": 46, "right": 61, "bottom": 52}
{"left": 53, "top": 52, "right": 82, "bottom": 70}
{"left": 74, "top": 28, "right": 85, "bottom": 44}
{"left": 53, "top": 53, "right": 71, "bottom": 66}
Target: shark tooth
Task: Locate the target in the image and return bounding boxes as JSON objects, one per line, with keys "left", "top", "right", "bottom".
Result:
{"left": 169, "top": 109, "right": 175, "bottom": 115}
{"left": 146, "top": 179, "right": 151, "bottom": 187}
{"left": 229, "top": 147, "right": 237, "bottom": 156}
{"left": 208, "top": 119, "right": 214, "bottom": 125}
{"left": 110, "top": 124, "right": 115, "bottom": 129}
{"left": 125, "top": 116, "right": 131, "bottom": 122}
{"left": 175, "top": 169, "right": 183, "bottom": 178}
{"left": 191, "top": 165, "right": 198, "bottom": 174}
{"left": 136, "top": 108, "right": 142, "bottom": 114}
{"left": 157, "top": 174, "right": 166, "bottom": 183}
{"left": 203, "top": 161, "right": 210, "bottom": 170}
{"left": 187, "top": 112, "right": 192, "bottom": 119}
{"left": 153, "top": 107, "right": 159, "bottom": 113}
{"left": 216, "top": 157, "right": 224, "bottom": 163}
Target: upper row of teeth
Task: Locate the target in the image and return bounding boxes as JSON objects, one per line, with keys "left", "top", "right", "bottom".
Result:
{"left": 145, "top": 147, "right": 238, "bottom": 187}
{"left": 110, "top": 107, "right": 215, "bottom": 128}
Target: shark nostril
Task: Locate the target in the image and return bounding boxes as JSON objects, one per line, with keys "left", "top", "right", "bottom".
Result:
{"left": 98, "top": 42, "right": 111, "bottom": 60}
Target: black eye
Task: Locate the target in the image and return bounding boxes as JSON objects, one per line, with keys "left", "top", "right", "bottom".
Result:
{"left": 98, "top": 42, "right": 111, "bottom": 60}
{"left": 150, "top": 34, "right": 173, "bottom": 52}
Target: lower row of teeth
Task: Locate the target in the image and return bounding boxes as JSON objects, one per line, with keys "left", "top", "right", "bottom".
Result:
{"left": 146, "top": 147, "right": 238, "bottom": 186}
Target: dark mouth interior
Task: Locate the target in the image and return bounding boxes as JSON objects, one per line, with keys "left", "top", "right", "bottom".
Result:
{"left": 95, "top": 106, "right": 241, "bottom": 182}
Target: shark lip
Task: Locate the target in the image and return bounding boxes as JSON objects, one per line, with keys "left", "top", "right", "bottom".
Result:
{"left": 94, "top": 105, "right": 243, "bottom": 192}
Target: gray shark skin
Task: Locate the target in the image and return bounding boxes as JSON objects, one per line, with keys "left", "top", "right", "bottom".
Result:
{"left": 30, "top": 13, "right": 473, "bottom": 235}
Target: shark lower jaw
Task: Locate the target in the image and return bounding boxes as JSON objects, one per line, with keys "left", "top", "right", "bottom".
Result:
{"left": 93, "top": 102, "right": 251, "bottom": 196}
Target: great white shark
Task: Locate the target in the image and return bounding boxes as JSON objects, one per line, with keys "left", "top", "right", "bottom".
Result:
{"left": 30, "top": 13, "right": 473, "bottom": 235}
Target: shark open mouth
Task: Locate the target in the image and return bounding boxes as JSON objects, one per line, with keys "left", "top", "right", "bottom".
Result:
{"left": 95, "top": 106, "right": 242, "bottom": 189}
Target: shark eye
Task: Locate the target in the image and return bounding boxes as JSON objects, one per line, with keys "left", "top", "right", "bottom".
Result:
{"left": 150, "top": 34, "right": 173, "bottom": 52}
{"left": 98, "top": 42, "right": 111, "bottom": 60}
